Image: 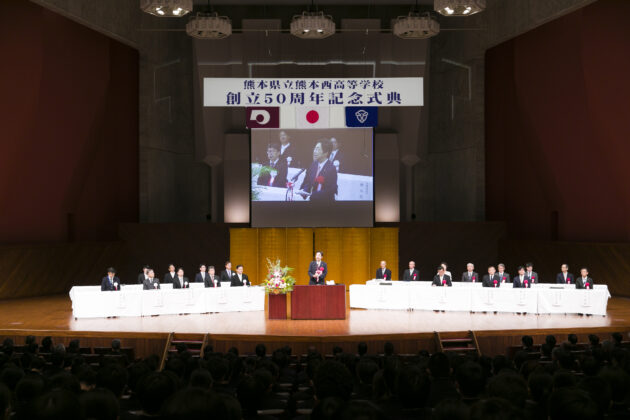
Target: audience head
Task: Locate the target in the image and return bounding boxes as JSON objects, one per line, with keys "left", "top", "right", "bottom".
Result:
{"left": 314, "top": 360, "right": 353, "bottom": 401}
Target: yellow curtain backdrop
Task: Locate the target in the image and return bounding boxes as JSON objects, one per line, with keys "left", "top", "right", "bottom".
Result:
{"left": 229, "top": 227, "right": 398, "bottom": 288}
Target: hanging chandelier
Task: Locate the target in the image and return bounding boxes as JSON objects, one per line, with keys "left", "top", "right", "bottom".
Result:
{"left": 290, "top": 11, "right": 336, "bottom": 39}
{"left": 434, "top": 0, "right": 485, "bottom": 16}
{"left": 393, "top": 12, "right": 440, "bottom": 39}
{"left": 186, "top": 12, "right": 232, "bottom": 39}
{"left": 140, "top": 0, "right": 193, "bottom": 17}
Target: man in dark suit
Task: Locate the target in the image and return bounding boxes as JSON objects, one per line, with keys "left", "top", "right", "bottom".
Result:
{"left": 482, "top": 266, "right": 500, "bottom": 288}
{"left": 525, "top": 263, "right": 539, "bottom": 284}
{"left": 279, "top": 130, "right": 297, "bottom": 167}
{"left": 461, "top": 263, "right": 479, "bottom": 283}
{"left": 576, "top": 267, "right": 594, "bottom": 290}
{"left": 173, "top": 268, "right": 189, "bottom": 289}
{"left": 432, "top": 267, "right": 452, "bottom": 287}
{"left": 556, "top": 264, "right": 575, "bottom": 284}
{"left": 328, "top": 137, "right": 344, "bottom": 172}
{"left": 195, "top": 264, "right": 209, "bottom": 284}
{"left": 163, "top": 264, "right": 176, "bottom": 284}
{"left": 220, "top": 261, "right": 234, "bottom": 283}
{"left": 101, "top": 267, "right": 121, "bottom": 291}
{"left": 257, "top": 143, "right": 288, "bottom": 188}
{"left": 497, "top": 263, "right": 510, "bottom": 284}
{"left": 375, "top": 260, "right": 392, "bottom": 280}
{"left": 143, "top": 269, "right": 160, "bottom": 290}
{"left": 299, "top": 138, "right": 338, "bottom": 202}
{"left": 137, "top": 265, "right": 150, "bottom": 284}
{"left": 205, "top": 266, "right": 220, "bottom": 288}
{"left": 513, "top": 266, "right": 531, "bottom": 288}
{"left": 402, "top": 261, "right": 420, "bottom": 281}
{"left": 308, "top": 251, "right": 328, "bottom": 285}
{"left": 231, "top": 265, "right": 251, "bottom": 287}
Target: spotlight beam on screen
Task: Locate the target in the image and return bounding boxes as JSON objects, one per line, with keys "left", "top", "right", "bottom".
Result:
{"left": 250, "top": 128, "right": 374, "bottom": 228}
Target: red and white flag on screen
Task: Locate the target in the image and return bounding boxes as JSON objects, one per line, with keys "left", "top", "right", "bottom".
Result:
{"left": 296, "top": 106, "right": 330, "bottom": 129}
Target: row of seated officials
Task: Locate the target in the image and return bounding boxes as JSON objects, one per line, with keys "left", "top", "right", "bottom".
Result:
{"left": 389, "top": 261, "right": 595, "bottom": 289}
{"left": 1, "top": 332, "right": 629, "bottom": 419}
{"left": 101, "top": 262, "right": 250, "bottom": 291}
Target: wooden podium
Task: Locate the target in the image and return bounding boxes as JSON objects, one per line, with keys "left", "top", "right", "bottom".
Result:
{"left": 268, "top": 293, "right": 287, "bottom": 319}
{"left": 290, "top": 285, "right": 346, "bottom": 320}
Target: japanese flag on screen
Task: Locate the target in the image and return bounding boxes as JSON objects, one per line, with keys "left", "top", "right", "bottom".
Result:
{"left": 296, "top": 107, "right": 330, "bottom": 129}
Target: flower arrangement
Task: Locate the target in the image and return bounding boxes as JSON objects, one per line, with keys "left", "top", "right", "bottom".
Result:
{"left": 263, "top": 258, "right": 296, "bottom": 295}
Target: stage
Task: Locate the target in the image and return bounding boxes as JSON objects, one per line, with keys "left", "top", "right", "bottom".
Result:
{"left": 1, "top": 294, "right": 629, "bottom": 358}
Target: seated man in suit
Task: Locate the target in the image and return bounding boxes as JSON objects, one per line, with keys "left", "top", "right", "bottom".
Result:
{"left": 231, "top": 265, "right": 251, "bottom": 287}
{"left": 513, "top": 266, "right": 531, "bottom": 288}
{"left": 163, "top": 264, "right": 176, "bottom": 284}
{"left": 195, "top": 264, "right": 209, "bottom": 284}
{"left": 525, "top": 263, "right": 539, "bottom": 283}
{"left": 101, "top": 267, "right": 121, "bottom": 291}
{"left": 432, "top": 266, "right": 452, "bottom": 287}
{"left": 576, "top": 267, "right": 594, "bottom": 290}
{"left": 308, "top": 251, "right": 328, "bottom": 285}
{"left": 299, "top": 138, "right": 338, "bottom": 202}
{"left": 279, "top": 130, "right": 296, "bottom": 167}
{"left": 257, "top": 142, "right": 288, "bottom": 188}
{"left": 220, "top": 261, "right": 234, "bottom": 283}
{"left": 328, "top": 137, "right": 344, "bottom": 172}
{"left": 173, "top": 267, "right": 189, "bottom": 289}
{"left": 137, "top": 265, "right": 150, "bottom": 284}
{"left": 461, "top": 263, "right": 479, "bottom": 283}
{"left": 143, "top": 269, "right": 160, "bottom": 290}
{"left": 440, "top": 262, "right": 452, "bottom": 279}
{"left": 497, "top": 263, "right": 510, "bottom": 284}
{"left": 556, "top": 264, "right": 575, "bottom": 284}
{"left": 482, "top": 266, "right": 500, "bottom": 288}
{"left": 205, "top": 266, "right": 220, "bottom": 288}
{"left": 402, "top": 261, "right": 420, "bottom": 281}
{"left": 375, "top": 260, "right": 392, "bottom": 280}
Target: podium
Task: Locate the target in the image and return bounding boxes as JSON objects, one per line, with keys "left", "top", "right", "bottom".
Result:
{"left": 268, "top": 293, "right": 288, "bottom": 319}
{"left": 290, "top": 285, "right": 346, "bottom": 320}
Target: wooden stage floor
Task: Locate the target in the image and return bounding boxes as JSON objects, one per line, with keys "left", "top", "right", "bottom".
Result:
{"left": 1, "top": 294, "right": 629, "bottom": 357}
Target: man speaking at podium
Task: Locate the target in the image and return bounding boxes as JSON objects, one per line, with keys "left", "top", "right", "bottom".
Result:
{"left": 308, "top": 251, "right": 328, "bottom": 285}
{"left": 298, "top": 138, "right": 338, "bottom": 202}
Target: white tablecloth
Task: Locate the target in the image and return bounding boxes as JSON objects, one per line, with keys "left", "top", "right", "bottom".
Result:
{"left": 350, "top": 281, "right": 610, "bottom": 315}
{"left": 69, "top": 283, "right": 265, "bottom": 318}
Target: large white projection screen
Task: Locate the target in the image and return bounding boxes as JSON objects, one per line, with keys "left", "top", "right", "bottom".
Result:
{"left": 251, "top": 128, "right": 374, "bottom": 227}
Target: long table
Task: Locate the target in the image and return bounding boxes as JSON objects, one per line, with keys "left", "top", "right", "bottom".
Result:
{"left": 349, "top": 281, "right": 610, "bottom": 316}
{"left": 69, "top": 284, "right": 265, "bottom": 319}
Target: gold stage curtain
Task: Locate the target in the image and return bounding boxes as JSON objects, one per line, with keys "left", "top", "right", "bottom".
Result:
{"left": 230, "top": 227, "right": 398, "bottom": 289}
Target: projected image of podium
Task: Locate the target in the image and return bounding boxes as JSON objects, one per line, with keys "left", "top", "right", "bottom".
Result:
{"left": 290, "top": 285, "right": 346, "bottom": 320}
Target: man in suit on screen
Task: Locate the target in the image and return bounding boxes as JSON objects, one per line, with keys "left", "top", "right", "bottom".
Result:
{"left": 231, "top": 265, "right": 251, "bottom": 287}
{"left": 279, "top": 130, "right": 297, "bottom": 167}
{"left": 482, "top": 266, "right": 500, "bottom": 288}
{"left": 432, "top": 266, "right": 452, "bottom": 287}
{"left": 220, "top": 261, "right": 234, "bottom": 283}
{"left": 576, "top": 267, "right": 594, "bottom": 290}
{"left": 299, "top": 138, "right": 338, "bottom": 202}
{"left": 375, "top": 260, "right": 392, "bottom": 280}
{"left": 402, "top": 261, "right": 420, "bottom": 281}
{"left": 308, "top": 251, "right": 328, "bottom": 285}
{"left": 328, "top": 137, "right": 344, "bottom": 172}
{"left": 256, "top": 142, "right": 288, "bottom": 188}
{"left": 556, "top": 264, "right": 575, "bottom": 284}
{"left": 461, "top": 263, "right": 479, "bottom": 283}
{"left": 101, "top": 267, "right": 121, "bottom": 291}
{"left": 143, "top": 269, "right": 160, "bottom": 290}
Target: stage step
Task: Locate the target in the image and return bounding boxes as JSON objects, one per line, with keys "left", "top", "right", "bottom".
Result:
{"left": 160, "top": 333, "right": 209, "bottom": 369}
{"left": 435, "top": 331, "right": 480, "bottom": 356}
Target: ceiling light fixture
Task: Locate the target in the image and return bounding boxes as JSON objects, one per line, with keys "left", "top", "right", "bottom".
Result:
{"left": 140, "top": 0, "right": 193, "bottom": 17}
{"left": 393, "top": 12, "right": 440, "bottom": 39}
{"left": 186, "top": 12, "right": 232, "bottom": 39}
{"left": 434, "top": 0, "right": 485, "bottom": 16}
{"left": 290, "top": 11, "right": 335, "bottom": 39}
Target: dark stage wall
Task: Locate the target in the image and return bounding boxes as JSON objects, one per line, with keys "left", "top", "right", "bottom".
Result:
{"left": 486, "top": 0, "right": 630, "bottom": 242}
{"left": 0, "top": 0, "right": 139, "bottom": 243}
